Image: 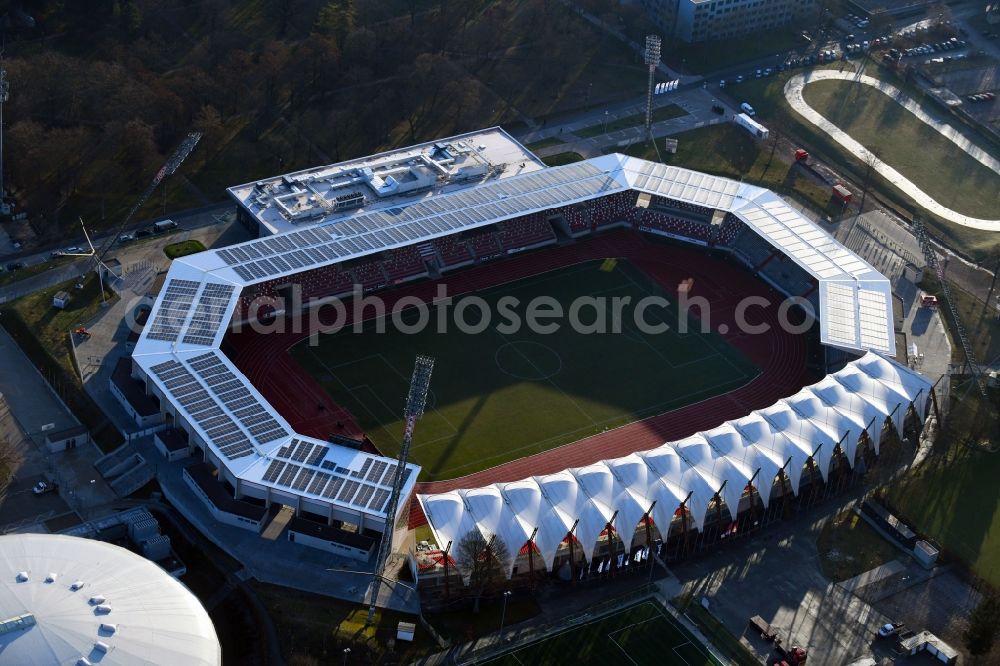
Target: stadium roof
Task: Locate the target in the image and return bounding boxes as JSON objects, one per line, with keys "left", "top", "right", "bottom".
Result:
{"left": 133, "top": 141, "right": 898, "bottom": 523}
{"left": 227, "top": 128, "right": 544, "bottom": 235}
{"left": 418, "top": 353, "right": 932, "bottom": 574}
{"left": 0, "top": 533, "right": 220, "bottom": 666}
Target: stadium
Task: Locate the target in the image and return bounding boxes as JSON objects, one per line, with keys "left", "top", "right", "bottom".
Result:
{"left": 129, "top": 128, "right": 933, "bottom": 583}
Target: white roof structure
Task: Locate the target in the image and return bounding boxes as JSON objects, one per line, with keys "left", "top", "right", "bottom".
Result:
{"left": 134, "top": 136, "right": 900, "bottom": 528}
{"left": 419, "top": 353, "right": 932, "bottom": 573}
{"left": 0, "top": 533, "right": 220, "bottom": 666}
{"left": 227, "top": 128, "right": 544, "bottom": 236}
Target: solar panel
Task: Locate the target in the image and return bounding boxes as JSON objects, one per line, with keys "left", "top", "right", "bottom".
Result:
{"left": 263, "top": 459, "right": 286, "bottom": 483}
{"left": 380, "top": 464, "right": 398, "bottom": 487}
{"left": 292, "top": 468, "right": 316, "bottom": 491}
{"left": 354, "top": 483, "right": 376, "bottom": 507}
{"left": 323, "top": 476, "right": 345, "bottom": 499}
{"left": 353, "top": 458, "right": 372, "bottom": 479}
{"left": 291, "top": 439, "right": 312, "bottom": 462}
{"left": 277, "top": 463, "right": 300, "bottom": 486}
{"left": 305, "top": 445, "right": 327, "bottom": 466}
{"left": 367, "top": 460, "right": 388, "bottom": 483}
{"left": 337, "top": 479, "right": 361, "bottom": 503}
{"left": 146, "top": 279, "right": 199, "bottom": 342}
{"left": 182, "top": 281, "right": 236, "bottom": 347}
{"left": 307, "top": 471, "right": 331, "bottom": 495}
{"left": 368, "top": 488, "right": 390, "bottom": 512}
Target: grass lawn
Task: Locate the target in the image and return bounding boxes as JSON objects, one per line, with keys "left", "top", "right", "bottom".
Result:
{"left": 575, "top": 104, "right": 688, "bottom": 138}
{"left": 291, "top": 260, "right": 758, "bottom": 481}
{"left": 542, "top": 151, "right": 585, "bottom": 166}
{"left": 801, "top": 78, "right": 1000, "bottom": 221}
{"left": 6, "top": 274, "right": 116, "bottom": 376}
{"left": 525, "top": 137, "right": 566, "bottom": 151}
{"left": 484, "top": 601, "right": 722, "bottom": 666}
{"left": 732, "top": 66, "right": 1000, "bottom": 258}
{"left": 816, "top": 510, "right": 900, "bottom": 582}
{"left": 164, "top": 239, "right": 207, "bottom": 259}
{"left": 886, "top": 423, "right": 1000, "bottom": 588}
{"left": 618, "top": 124, "right": 841, "bottom": 215}
{"left": 666, "top": 27, "right": 801, "bottom": 74}
{"left": 0, "top": 273, "right": 123, "bottom": 452}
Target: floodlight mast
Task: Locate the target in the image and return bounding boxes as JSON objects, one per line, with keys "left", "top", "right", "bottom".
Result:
{"left": 366, "top": 355, "right": 435, "bottom": 625}
{"left": 0, "top": 65, "right": 9, "bottom": 213}
{"left": 644, "top": 35, "right": 661, "bottom": 134}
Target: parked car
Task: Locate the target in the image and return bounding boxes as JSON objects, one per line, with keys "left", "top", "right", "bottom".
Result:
{"left": 32, "top": 480, "right": 57, "bottom": 495}
{"left": 118, "top": 233, "right": 134, "bottom": 243}
{"left": 6, "top": 261, "right": 24, "bottom": 271}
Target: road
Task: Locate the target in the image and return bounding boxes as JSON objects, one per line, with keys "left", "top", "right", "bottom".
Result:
{"left": 0, "top": 202, "right": 232, "bottom": 303}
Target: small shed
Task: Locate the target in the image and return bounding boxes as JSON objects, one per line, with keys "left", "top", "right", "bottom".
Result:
{"left": 397, "top": 622, "right": 416, "bottom": 642}
{"left": 44, "top": 425, "right": 89, "bottom": 453}
{"left": 53, "top": 291, "right": 71, "bottom": 309}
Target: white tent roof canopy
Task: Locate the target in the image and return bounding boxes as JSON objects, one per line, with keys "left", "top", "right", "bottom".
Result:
{"left": 417, "top": 352, "right": 932, "bottom": 574}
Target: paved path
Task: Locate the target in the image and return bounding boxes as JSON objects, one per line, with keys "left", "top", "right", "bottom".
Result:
{"left": 784, "top": 70, "right": 1000, "bottom": 231}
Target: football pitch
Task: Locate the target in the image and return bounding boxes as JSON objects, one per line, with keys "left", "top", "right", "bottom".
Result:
{"left": 291, "top": 259, "right": 758, "bottom": 481}
{"left": 481, "top": 601, "right": 723, "bottom": 666}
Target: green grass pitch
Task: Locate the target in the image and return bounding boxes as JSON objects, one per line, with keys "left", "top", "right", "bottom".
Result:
{"left": 290, "top": 259, "right": 759, "bottom": 481}
{"left": 483, "top": 601, "right": 723, "bottom": 665}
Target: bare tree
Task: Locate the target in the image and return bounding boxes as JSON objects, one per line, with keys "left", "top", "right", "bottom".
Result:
{"left": 0, "top": 435, "right": 22, "bottom": 502}
{"left": 860, "top": 145, "right": 882, "bottom": 209}
{"left": 455, "top": 530, "right": 511, "bottom": 613}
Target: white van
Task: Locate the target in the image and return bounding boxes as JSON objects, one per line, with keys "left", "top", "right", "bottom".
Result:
{"left": 740, "top": 102, "right": 756, "bottom": 117}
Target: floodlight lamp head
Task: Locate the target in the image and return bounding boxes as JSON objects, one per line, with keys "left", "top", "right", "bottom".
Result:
{"left": 644, "top": 35, "right": 661, "bottom": 67}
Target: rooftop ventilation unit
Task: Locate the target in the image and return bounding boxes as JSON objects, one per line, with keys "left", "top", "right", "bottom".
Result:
{"left": 15, "top": 572, "right": 28, "bottom": 582}
{"left": 94, "top": 641, "right": 110, "bottom": 653}
{"left": 95, "top": 604, "right": 112, "bottom": 615}
{"left": 99, "top": 623, "right": 118, "bottom": 635}
{"left": 88, "top": 595, "right": 106, "bottom": 606}
{"left": 70, "top": 580, "right": 85, "bottom": 591}
{"left": 45, "top": 573, "right": 57, "bottom": 583}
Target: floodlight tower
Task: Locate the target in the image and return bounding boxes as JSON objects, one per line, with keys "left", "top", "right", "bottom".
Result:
{"left": 644, "top": 35, "right": 662, "bottom": 135}
{"left": 0, "top": 66, "right": 9, "bottom": 214}
{"left": 366, "top": 355, "right": 435, "bottom": 625}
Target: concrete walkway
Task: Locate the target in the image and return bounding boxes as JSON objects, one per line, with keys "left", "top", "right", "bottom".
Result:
{"left": 784, "top": 70, "right": 1000, "bottom": 231}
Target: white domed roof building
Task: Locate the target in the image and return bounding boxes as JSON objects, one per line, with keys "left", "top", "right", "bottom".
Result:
{"left": 0, "top": 533, "right": 221, "bottom": 666}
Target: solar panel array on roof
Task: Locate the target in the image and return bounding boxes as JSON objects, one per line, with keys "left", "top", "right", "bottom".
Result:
{"left": 215, "top": 162, "right": 617, "bottom": 283}
{"left": 187, "top": 352, "right": 289, "bottom": 445}
{"left": 182, "top": 283, "right": 236, "bottom": 346}
{"left": 146, "top": 280, "right": 199, "bottom": 342}
{"left": 631, "top": 161, "right": 740, "bottom": 210}
{"left": 149, "top": 359, "right": 253, "bottom": 459}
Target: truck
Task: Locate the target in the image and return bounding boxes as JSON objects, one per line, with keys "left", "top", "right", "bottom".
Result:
{"left": 153, "top": 219, "right": 178, "bottom": 233}
{"left": 734, "top": 113, "right": 769, "bottom": 140}
{"left": 878, "top": 622, "right": 906, "bottom": 638}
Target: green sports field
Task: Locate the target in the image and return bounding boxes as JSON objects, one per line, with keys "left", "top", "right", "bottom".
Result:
{"left": 483, "top": 601, "right": 723, "bottom": 665}
{"left": 290, "top": 259, "right": 758, "bottom": 481}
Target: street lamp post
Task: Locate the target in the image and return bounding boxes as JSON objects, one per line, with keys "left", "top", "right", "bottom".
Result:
{"left": 498, "top": 590, "right": 512, "bottom": 640}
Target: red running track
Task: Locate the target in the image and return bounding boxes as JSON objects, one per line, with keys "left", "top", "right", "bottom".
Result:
{"left": 225, "top": 230, "right": 811, "bottom": 528}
